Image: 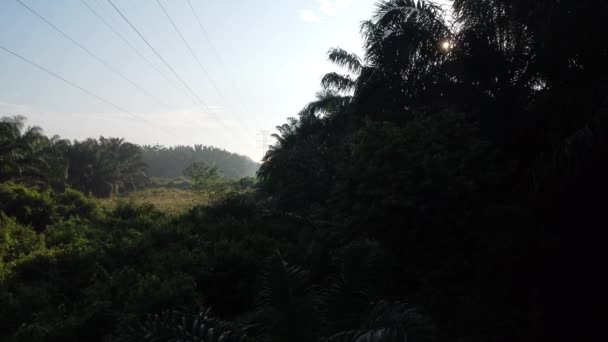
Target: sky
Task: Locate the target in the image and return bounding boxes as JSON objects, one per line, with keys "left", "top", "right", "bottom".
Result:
{"left": 0, "top": 0, "right": 449, "bottom": 161}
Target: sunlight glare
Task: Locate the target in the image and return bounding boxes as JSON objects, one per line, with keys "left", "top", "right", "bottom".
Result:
{"left": 441, "top": 40, "right": 451, "bottom": 51}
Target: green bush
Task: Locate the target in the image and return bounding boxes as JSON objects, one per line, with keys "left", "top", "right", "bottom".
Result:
{"left": 0, "top": 182, "right": 55, "bottom": 231}
{"left": 0, "top": 213, "right": 45, "bottom": 278}
{"left": 0, "top": 183, "right": 103, "bottom": 233}
{"left": 54, "top": 188, "right": 103, "bottom": 222}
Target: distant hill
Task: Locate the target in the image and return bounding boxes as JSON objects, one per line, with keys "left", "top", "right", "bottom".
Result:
{"left": 141, "top": 144, "right": 259, "bottom": 180}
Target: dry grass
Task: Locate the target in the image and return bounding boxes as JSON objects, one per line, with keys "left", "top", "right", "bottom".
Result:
{"left": 97, "top": 188, "right": 209, "bottom": 215}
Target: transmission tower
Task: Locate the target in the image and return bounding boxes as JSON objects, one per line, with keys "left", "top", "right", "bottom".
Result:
{"left": 256, "top": 130, "right": 271, "bottom": 156}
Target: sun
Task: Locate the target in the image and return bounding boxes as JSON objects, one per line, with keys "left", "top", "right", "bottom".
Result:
{"left": 441, "top": 41, "right": 451, "bottom": 51}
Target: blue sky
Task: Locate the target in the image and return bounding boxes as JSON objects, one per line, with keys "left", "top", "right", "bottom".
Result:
{"left": 0, "top": 0, "right": 448, "bottom": 160}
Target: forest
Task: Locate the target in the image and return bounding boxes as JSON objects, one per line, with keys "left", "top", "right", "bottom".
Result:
{"left": 142, "top": 145, "right": 258, "bottom": 180}
{"left": 1, "top": 0, "right": 607, "bottom": 341}
{"left": 0, "top": 116, "right": 257, "bottom": 197}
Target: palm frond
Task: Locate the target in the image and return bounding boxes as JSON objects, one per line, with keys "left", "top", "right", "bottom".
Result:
{"left": 323, "top": 301, "right": 435, "bottom": 342}
{"left": 328, "top": 48, "right": 364, "bottom": 74}
{"left": 374, "top": 0, "right": 443, "bottom": 27}
{"left": 300, "top": 90, "right": 352, "bottom": 118}
{"left": 118, "top": 308, "right": 253, "bottom": 342}
{"left": 321, "top": 72, "right": 357, "bottom": 93}
{"left": 253, "top": 252, "right": 322, "bottom": 342}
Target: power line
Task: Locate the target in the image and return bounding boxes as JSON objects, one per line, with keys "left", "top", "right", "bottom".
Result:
{"left": 90, "top": 0, "right": 247, "bottom": 148}
{"left": 155, "top": 0, "right": 252, "bottom": 137}
{"left": 79, "top": 0, "right": 192, "bottom": 103}
{"left": 105, "top": 0, "right": 243, "bottom": 143}
{"left": 186, "top": 0, "right": 252, "bottom": 120}
{"left": 156, "top": 0, "right": 227, "bottom": 111}
{"left": 0, "top": 45, "right": 163, "bottom": 133}
{"left": 0, "top": 45, "right": 179, "bottom": 140}
{"left": 186, "top": 0, "right": 220, "bottom": 66}
{"left": 14, "top": 0, "right": 171, "bottom": 109}
{"left": 105, "top": 0, "right": 209, "bottom": 110}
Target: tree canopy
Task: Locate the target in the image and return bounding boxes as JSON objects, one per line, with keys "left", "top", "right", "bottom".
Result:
{"left": 142, "top": 144, "right": 259, "bottom": 180}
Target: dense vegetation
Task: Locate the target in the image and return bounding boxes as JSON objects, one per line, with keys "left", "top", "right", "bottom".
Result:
{"left": 1, "top": 0, "right": 607, "bottom": 341}
{"left": 0, "top": 115, "right": 258, "bottom": 197}
{"left": 142, "top": 145, "right": 259, "bottom": 180}
{"left": 1, "top": 115, "right": 148, "bottom": 197}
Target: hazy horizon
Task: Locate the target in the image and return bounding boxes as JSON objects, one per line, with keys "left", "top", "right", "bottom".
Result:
{"left": 0, "top": 0, "right": 385, "bottom": 161}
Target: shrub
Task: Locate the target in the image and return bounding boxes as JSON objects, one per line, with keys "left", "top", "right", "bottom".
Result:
{"left": 0, "top": 213, "right": 45, "bottom": 278}
{"left": 0, "top": 182, "right": 55, "bottom": 231}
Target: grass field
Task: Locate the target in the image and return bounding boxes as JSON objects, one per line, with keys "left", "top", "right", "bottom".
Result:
{"left": 97, "top": 188, "right": 208, "bottom": 215}
{"left": 149, "top": 176, "right": 192, "bottom": 189}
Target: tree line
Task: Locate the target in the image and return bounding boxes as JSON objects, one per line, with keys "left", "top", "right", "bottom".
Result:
{"left": 1, "top": 115, "right": 147, "bottom": 197}
{"left": 141, "top": 144, "right": 258, "bottom": 180}
{"left": 0, "top": 115, "right": 258, "bottom": 197}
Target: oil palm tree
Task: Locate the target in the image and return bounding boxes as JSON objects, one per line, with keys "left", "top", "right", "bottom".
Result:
{"left": 117, "top": 307, "right": 253, "bottom": 342}
{"left": 258, "top": 113, "right": 333, "bottom": 210}
{"left": 357, "top": 0, "right": 451, "bottom": 116}
{"left": 67, "top": 137, "right": 147, "bottom": 197}
{"left": 0, "top": 116, "right": 68, "bottom": 187}
{"left": 121, "top": 252, "right": 436, "bottom": 342}
{"left": 259, "top": 0, "right": 453, "bottom": 207}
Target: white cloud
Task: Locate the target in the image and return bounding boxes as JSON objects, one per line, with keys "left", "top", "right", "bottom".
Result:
{"left": 319, "top": 0, "right": 335, "bottom": 15}
{"left": 299, "top": 9, "right": 321, "bottom": 23}
{"left": 206, "top": 105, "right": 225, "bottom": 111}
{"left": 335, "top": 0, "right": 354, "bottom": 7}
{"left": 319, "top": 0, "right": 354, "bottom": 15}
{"left": 299, "top": 0, "right": 354, "bottom": 22}
{"left": 221, "top": 119, "right": 237, "bottom": 127}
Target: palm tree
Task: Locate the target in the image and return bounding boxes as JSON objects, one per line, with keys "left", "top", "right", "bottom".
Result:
{"left": 121, "top": 252, "right": 436, "bottom": 342}
{"left": 117, "top": 308, "right": 253, "bottom": 342}
{"left": 257, "top": 114, "right": 334, "bottom": 210}
{"left": 40, "top": 134, "right": 72, "bottom": 190}
{"left": 67, "top": 137, "right": 147, "bottom": 197}
{"left": 323, "top": 301, "right": 435, "bottom": 342}
{"left": 0, "top": 116, "right": 68, "bottom": 187}
{"left": 259, "top": 0, "right": 453, "bottom": 208}
{"left": 105, "top": 137, "right": 148, "bottom": 193}
{"left": 252, "top": 253, "right": 322, "bottom": 342}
